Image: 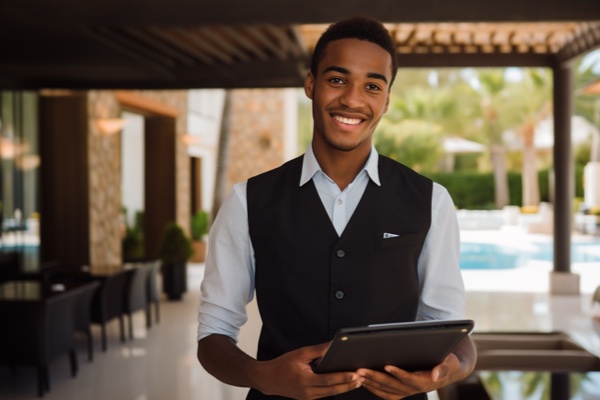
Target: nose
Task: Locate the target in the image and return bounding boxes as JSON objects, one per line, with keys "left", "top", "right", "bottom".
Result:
{"left": 338, "top": 83, "right": 364, "bottom": 109}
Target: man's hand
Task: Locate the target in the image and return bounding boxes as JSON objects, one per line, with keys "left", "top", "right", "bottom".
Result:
{"left": 255, "top": 342, "right": 363, "bottom": 400}
{"left": 356, "top": 336, "right": 477, "bottom": 399}
{"left": 197, "top": 335, "right": 362, "bottom": 400}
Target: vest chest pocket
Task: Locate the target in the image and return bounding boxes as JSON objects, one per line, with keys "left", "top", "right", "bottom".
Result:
{"left": 377, "top": 231, "right": 423, "bottom": 250}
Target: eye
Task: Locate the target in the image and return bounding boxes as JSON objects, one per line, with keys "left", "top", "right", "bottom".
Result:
{"left": 366, "top": 83, "right": 382, "bottom": 92}
{"left": 328, "top": 77, "right": 345, "bottom": 85}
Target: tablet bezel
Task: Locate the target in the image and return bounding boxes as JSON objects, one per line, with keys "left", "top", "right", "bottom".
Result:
{"left": 312, "top": 319, "right": 474, "bottom": 374}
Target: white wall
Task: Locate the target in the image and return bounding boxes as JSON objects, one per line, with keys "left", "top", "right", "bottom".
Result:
{"left": 186, "top": 88, "right": 299, "bottom": 213}
{"left": 187, "top": 89, "right": 225, "bottom": 213}
{"left": 283, "top": 88, "right": 299, "bottom": 161}
{"left": 121, "top": 111, "right": 145, "bottom": 227}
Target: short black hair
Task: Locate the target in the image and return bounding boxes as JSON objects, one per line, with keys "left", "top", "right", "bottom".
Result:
{"left": 310, "top": 16, "right": 398, "bottom": 86}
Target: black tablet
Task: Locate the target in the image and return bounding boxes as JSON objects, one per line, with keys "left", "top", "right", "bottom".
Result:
{"left": 312, "top": 319, "right": 474, "bottom": 373}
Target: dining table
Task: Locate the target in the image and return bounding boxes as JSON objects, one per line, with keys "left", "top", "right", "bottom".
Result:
{"left": 0, "top": 278, "right": 100, "bottom": 397}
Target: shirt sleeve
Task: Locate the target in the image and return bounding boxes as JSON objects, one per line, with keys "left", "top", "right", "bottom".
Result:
{"left": 416, "top": 183, "right": 465, "bottom": 321}
{"left": 197, "top": 183, "right": 255, "bottom": 342}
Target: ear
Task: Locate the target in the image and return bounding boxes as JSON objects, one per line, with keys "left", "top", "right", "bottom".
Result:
{"left": 304, "top": 72, "right": 315, "bottom": 100}
{"left": 384, "top": 91, "right": 390, "bottom": 113}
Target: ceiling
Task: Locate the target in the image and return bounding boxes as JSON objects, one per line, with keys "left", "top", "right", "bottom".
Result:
{"left": 1, "top": 0, "right": 600, "bottom": 90}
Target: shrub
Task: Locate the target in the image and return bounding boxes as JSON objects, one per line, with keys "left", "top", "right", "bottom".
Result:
{"left": 158, "top": 222, "right": 193, "bottom": 264}
{"left": 191, "top": 210, "right": 210, "bottom": 241}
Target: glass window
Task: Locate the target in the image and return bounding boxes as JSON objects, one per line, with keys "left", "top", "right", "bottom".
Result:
{"left": 0, "top": 91, "right": 40, "bottom": 273}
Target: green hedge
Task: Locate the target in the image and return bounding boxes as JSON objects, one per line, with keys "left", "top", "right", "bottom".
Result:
{"left": 424, "top": 165, "right": 584, "bottom": 209}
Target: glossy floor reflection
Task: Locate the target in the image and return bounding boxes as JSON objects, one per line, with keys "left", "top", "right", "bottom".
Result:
{"left": 2, "top": 263, "right": 600, "bottom": 400}
{"left": 0, "top": 265, "right": 244, "bottom": 400}
{"left": 478, "top": 371, "right": 600, "bottom": 400}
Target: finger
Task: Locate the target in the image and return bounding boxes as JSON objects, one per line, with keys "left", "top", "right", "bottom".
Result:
{"left": 361, "top": 376, "right": 426, "bottom": 400}
{"left": 312, "top": 371, "right": 362, "bottom": 388}
{"left": 431, "top": 353, "right": 458, "bottom": 382}
{"left": 313, "top": 373, "right": 364, "bottom": 398}
{"left": 359, "top": 367, "right": 427, "bottom": 396}
{"left": 357, "top": 369, "right": 403, "bottom": 393}
{"left": 359, "top": 374, "right": 415, "bottom": 400}
{"left": 384, "top": 365, "right": 430, "bottom": 382}
{"left": 361, "top": 384, "right": 401, "bottom": 400}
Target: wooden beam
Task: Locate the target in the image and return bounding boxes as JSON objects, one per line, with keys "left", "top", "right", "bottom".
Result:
{"left": 82, "top": 26, "right": 176, "bottom": 79}
{"left": 264, "top": 25, "right": 303, "bottom": 58}
{"left": 16, "top": 0, "right": 600, "bottom": 25}
{"left": 175, "top": 27, "right": 235, "bottom": 64}
{"left": 289, "top": 26, "right": 309, "bottom": 57}
{"left": 243, "top": 26, "right": 287, "bottom": 60}
{"left": 150, "top": 27, "right": 216, "bottom": 65}
{"left": 115, "top": 91, "right": 180, "bottom": 117}
{"left": 219, "top": 26, "right": 269, "bottom": 61}
{"left": 196, "top": 26, "right": 252, "bottom": 62}
{"left": 556, "top": 22, "right": 600, "bottom": 64}
{"left": 124, "top": 27, "right": 197, "bottom": 66}
{"left": 397, "top": 52, "right": 554, "bottom": 67}
{"left": 91, "top": 27, "right": 177, "bottom": 67}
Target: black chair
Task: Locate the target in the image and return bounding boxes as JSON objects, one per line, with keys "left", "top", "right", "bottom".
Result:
{"left": 123, "top": 264, "right": 150, "bottom": 339}
{"left": 41, "top": 266, "right": 100, "bottom": 361}
{"left": 90, "top": 270, "right": 130, "bottom": 351}
{"left": 72, "top": 280, "right": 100, "bottom": 361}
{"left": 0, "top": 282, "right": 87, "bottom": 397}
{"left": 0, "top": 252, "right": 20, "bottom": 283}
{"left": 145, "top": 260, "right": 161, "bottom": 328}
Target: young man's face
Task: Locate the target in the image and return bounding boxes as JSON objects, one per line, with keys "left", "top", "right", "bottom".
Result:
{"left": 304, "top": 38, "right": 392, "bottom": 154}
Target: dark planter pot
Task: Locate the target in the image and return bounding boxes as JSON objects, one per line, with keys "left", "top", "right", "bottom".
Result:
{"left": 162, "top": 262, "right": 187, "bottom": 300}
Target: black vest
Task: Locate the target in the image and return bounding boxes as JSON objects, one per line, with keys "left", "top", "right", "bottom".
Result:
{"left": 246, "top": 155, "right": 432, "bottom": 400}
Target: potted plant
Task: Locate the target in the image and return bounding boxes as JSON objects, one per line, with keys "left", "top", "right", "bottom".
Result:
{"left": 157, "top": 222, "right": 193, "bottom": 300}
{"left": 122, "top": 209, "right": 144, "bottom": 261}
{"left": 190, "top": 210, "right": 210, "bottom": 263}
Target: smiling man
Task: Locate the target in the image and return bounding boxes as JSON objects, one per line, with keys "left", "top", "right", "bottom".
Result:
{"left": 197, "top": 16, "right": 476, "bottom": 400}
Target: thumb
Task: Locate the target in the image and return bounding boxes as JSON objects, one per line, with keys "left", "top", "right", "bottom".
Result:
{"left": 300, "top": 341, "right": 332, "bottom": 360}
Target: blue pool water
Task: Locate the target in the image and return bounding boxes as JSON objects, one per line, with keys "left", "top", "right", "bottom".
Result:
{"left": 460, "top": 241, "right": 600, "bottom": 270}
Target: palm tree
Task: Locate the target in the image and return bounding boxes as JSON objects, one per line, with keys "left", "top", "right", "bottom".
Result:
{"left": 513, "top": 69, "right": 552, "bottom": 207}
{"left": 212, "top": 90, "right": 233, "bottom": 219}
{"left": 477, "top": 69, "right": 512, "bottom": 208}
{"left": 575, "top": 58, "right": 600, "bottom": 163}
{"left": 377, "top": 74, "right": 480, "bottom": 172}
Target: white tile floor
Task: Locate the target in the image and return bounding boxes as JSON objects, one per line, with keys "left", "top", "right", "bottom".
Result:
{"left": 1, "top": 252, "right": 599, "bottom": 400}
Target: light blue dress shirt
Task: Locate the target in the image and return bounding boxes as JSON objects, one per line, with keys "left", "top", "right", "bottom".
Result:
{"left": 197, "top": 145, "right": 465, "bottom": 342}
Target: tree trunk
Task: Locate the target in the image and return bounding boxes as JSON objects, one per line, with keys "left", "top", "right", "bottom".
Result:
{"left": 522, "top": 121, "right": 540, "bottom": 207}
{"left": 491, "top": 143, "right": 509, "bottom": 208}
{"left": 592, "top": 131, "right": 600, "bottom": 162}
{"left": 212, "top": 90, "right": 233, "bottom": 220}
{"left": 522, "top": 146, "right": 540, "bottom": 206}
{"left": 592, "top": 100, "right": 600, "bottom": 162}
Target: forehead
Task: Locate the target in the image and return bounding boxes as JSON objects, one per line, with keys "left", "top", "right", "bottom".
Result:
{"left": 317, "top": 38, "right": 393, "bottom": 80}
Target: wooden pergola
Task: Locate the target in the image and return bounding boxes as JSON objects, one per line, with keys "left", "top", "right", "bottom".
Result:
{"left": 1, "top": 1, "right": 599, "bottom": 88}
{"left": 1, "top": 0, "right": 600, "bottom": 293}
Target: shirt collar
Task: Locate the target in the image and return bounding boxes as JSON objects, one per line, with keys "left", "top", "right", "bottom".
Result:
{"left": 299, "top": 145, "right": 381, "bottom": 187}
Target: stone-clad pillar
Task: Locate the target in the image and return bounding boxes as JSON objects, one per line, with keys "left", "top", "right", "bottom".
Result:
{"left": 87, "top": 90, "right": 189, "bottom": 267}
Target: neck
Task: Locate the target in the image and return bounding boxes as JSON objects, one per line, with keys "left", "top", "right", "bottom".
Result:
{"left": 311, "top": 142, "right": 370, "bottom": 191}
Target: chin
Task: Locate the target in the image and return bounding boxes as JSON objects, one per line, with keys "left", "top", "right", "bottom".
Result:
{"left": 326, "top": 139, "right": 362, "bottom": 152}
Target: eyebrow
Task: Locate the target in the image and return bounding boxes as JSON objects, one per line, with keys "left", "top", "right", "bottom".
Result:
{"left": 323, "top": 65, "right": 389, "bottom": 85}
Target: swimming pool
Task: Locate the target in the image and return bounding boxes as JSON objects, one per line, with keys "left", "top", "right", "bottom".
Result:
{"left": 460, "top": 240, "right": 600, "bottom": 270}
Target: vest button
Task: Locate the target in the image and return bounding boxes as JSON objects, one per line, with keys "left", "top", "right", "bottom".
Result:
{"left": 335, "top": 291, "right": 344, "bottom": 300}
{"left": 336, "top": 249, "right": 346, "bottom": 258}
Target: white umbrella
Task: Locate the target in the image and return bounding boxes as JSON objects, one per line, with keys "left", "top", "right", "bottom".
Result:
{"left": 442, "top": 136, "right": 486, "bottom": 153}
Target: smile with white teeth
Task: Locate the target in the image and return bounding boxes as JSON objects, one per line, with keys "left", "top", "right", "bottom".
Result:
{"left": 333, "top": 115, "right": 362, "bottom": 125}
